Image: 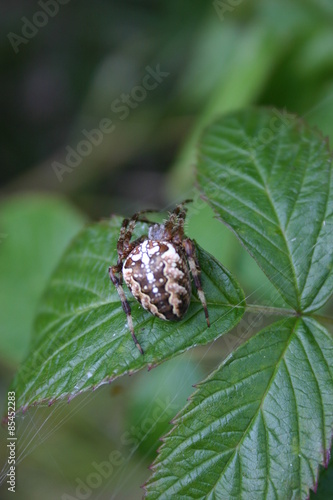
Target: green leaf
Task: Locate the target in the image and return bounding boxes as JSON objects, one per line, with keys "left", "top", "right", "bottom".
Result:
{"left": 197, "top": 108, "right": 333, "bottom": 312}
{"left": 145, "top": 317, "right": 333, "bottom": 499}
{"left": 10, "top": 217, "right": 245, "bottom": 412}
{"left": 0, "top": 195, "right": 85, "bottom": 364}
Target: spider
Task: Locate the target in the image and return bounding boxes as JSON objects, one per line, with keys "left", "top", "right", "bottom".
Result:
{"left": 108, "top": 200, "right": 210, "bottom": 355}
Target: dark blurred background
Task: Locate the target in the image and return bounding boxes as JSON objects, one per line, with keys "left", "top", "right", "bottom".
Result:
{"left": 1, "top": 0, "right": 333, "bottom": 498}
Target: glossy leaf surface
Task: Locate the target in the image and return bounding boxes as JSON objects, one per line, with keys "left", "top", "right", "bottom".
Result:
{"left": 197, "top": 108, "right": 333, "bottom": 312}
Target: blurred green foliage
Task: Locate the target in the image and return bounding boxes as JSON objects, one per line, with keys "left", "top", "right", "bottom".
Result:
{"left": 1, "top": 0, "right": 333, "bottom": 498}
{"left": 0, "top": 195, "right": 85, "bottom": 364}
{"left": 126, "top": 358, "right": 205, "bottom": 460}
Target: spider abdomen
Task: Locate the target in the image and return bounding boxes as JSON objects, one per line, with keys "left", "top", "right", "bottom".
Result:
{"left": 123, "top": 239, "right": 191, "bottom": 321}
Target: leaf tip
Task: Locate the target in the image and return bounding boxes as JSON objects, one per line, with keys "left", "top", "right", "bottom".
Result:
{"left": 140, "top": 480, "right": 149, "bottom": 496}
{"left": 155, "top": 439, "right": 167, "bottom": 455}
{"left": 67, "top": 394, "right": 75, "bottom": 404}
{"left": 147, "top": 462, "right": 156, "bottom": 472}
{"left": 324, "top": 446, "right": 331, "bottom": 468}
{"left": 310, "top": 477, "right": 318, "bottom": 496}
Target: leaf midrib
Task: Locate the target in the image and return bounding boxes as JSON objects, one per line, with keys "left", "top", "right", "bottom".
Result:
{"left": 208, "top": 317, "right": 301, "bottom": 498}
{"left": 154, "top": 318, "right": 300, "bottom": 498}
{"left": 251, "top": 153, "right": 301, "bottom": 310}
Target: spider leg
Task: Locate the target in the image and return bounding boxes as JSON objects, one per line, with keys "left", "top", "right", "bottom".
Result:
{"left": 117, "top": 217, "right": 136, "bottom": 261}
{"left": 109, "top": 265, "right": 144, "bottom": 355}
{"left": 165, "top": 199, "right": 193, "bottom": 242}
{"left": 172, "top": 199, "right": 193, "bottom": 217}
{"left": 135, "top": 216, "right": 155, "bottom": 224}
{"left": 117, "top": 209, "right": 158, "bottom": 261}
{"left": 182, "top": 238, "right": 210, "bottom": 327}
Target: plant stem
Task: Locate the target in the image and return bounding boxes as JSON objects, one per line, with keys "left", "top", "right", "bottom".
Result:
{"left": 309, "top": 314, "right": 333, "bottom": 326}
{"left": 242, "top": 303, "right": 333, "bottom": 328}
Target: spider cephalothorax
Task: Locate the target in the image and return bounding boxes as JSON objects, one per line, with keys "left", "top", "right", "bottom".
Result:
{"left": 109, "top": 200, "right": 210, "bottom": 354}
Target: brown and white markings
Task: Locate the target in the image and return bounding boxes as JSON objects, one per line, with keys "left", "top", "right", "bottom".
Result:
{"left": 109, "top": 200, "right": 210, "bottom": 355}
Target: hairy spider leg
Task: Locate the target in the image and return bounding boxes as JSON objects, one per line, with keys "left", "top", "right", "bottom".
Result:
{"left": 164, "top": 199, "right": 193, "bottom": 242}
{"left": 109, "top": 264, "right": 144, "bottom": 355}
{"left": 117, "top": 209, "right": 160, "bottom": 263}
{"left": 182, "top": 237, "right": 210, "bottom": 327}
{"left": 117, "top": 217, "right": 137, "bottom": 261}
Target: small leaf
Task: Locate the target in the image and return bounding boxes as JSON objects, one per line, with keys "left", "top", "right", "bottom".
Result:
{"left": 145, "top": 317, "right": 333, "bottom": 499}
{"left": 10, "top": 217, "right": 245, "bottom": 412}
{"left": 197, "top": 108, "right": 333, "bottom": 312}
